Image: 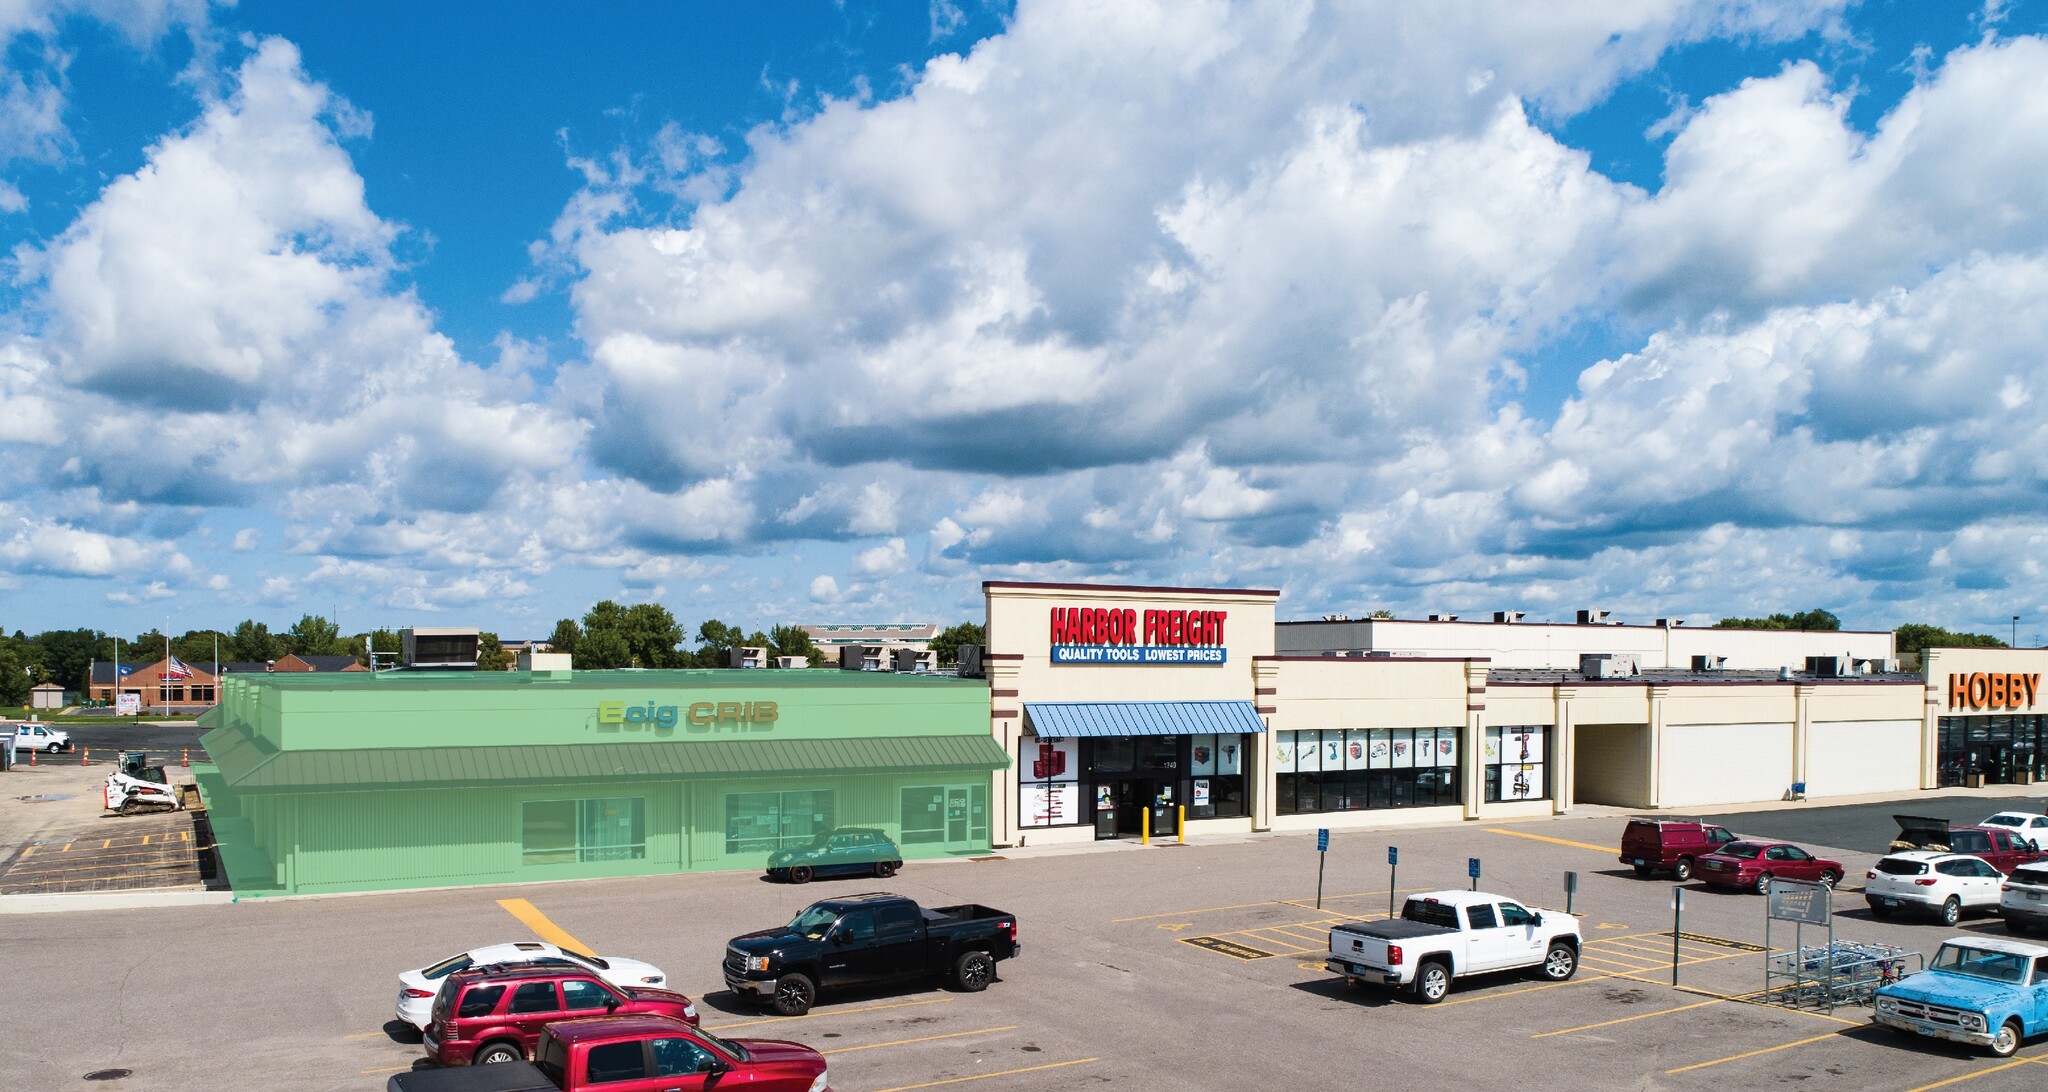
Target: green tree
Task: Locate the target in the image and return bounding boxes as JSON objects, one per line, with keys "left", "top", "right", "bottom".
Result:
{"left": 583, "top": 599, "right": 628, "bottom": 636}
{"left": 620, "top": 603, "right": 687, "bottom": 668}
{"left": 1895, "top": 623, "right": 2008, "bottom": 657}
{"left": 228, "top": 619, "right": 284, "bottom": 663}
{"left": 693, "top": 619, "right": 744, "bottom": 667}
{"left": 129, "top": 629, "right": 170, "bottom": 664}
{"left": 546, "top": 618, "right": 581, "bottom": 659}
{"left": 1368, "top": 609, "right": 1395, "bottom": 619}
{"left": 768, "top": 624, "right": 825, "bottom": 668}
{"left": 929, "top": 622, "right": 986, "bottom": 665}
{"left": 345, "top": 628, "right": 404, "bottom": 668}
{"left": 1714, "top": 608, "right": 1842, "bottom": 631}
{"left": 477, "top": 632, "right": 514, "bottom": 672}
{"left": 172, "top": 629, "right": 228, "bottom": 666}
{"left": 284, "top": 614, "right": 344, "bottom": 657}
{"left": 31, "top": 628, "right": 100, "bottom": 691}
{"left": 0, "top": 638, "right": 31, "bottom": 706}
{"left": 577, "top": 627, "right": 631, "bottom": 669}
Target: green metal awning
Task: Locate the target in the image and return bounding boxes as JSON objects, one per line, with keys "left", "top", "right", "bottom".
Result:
{"left": 198, "top": 729, "right": 1011, "bottom": 793}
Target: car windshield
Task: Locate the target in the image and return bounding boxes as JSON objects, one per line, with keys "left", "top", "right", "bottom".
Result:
{"left": 1931, "top": 945, "right": 2031, "bottom": 983}
{"left": 697, "top": 1026, "right": 750, "bottom": 1063}
{"left": 422, "top": 955, "right": 474, "bottom": 980}
{"left": 1983, "top": 815, "right": 2028, "bottom": 828}
{"left": 1717, "top": 843, "right": 1765, "bottom": 859}
{"left": 789, "top": 906, "right": 841, "bottom": 939}
{"left": 1876, "top": 858, "right": 1928, "bottom": 876}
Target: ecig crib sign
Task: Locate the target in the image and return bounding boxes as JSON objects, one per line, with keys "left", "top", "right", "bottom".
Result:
{"left": 596, "top": 698, "right": 778, "bottom": 735}
{"left": 1048, "top": 605, "right": 1229, "bottom": 665}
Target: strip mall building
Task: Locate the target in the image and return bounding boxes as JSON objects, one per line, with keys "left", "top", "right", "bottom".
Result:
{"left": 987, "top": 581, "right": 2048, "bottom": 849}
{"left": 190, "top": 578, "right": 2048, "bottom": 894}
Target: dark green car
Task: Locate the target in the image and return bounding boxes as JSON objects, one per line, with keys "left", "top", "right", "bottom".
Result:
{"left": 766, "top": 828, "right": 903, "bottom": 883}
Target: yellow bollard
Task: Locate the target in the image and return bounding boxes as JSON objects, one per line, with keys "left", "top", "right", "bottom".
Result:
{"left": 1141, "top": 805, "right": 1150, "bottom": 845}
{"left": 1178, "top": 805, "right": 1186, "bottom": 844}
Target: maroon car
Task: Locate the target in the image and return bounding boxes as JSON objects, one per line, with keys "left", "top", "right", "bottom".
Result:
{"left": 425, "top": 963, "right": 699, "bottom": 1066}
{"left": 1696, "top": 841, "right": 1843, "bottom": 893}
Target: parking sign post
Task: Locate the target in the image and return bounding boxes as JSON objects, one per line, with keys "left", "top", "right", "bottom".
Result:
{"left": 1467, "top": 857, "right": 1480, "bottom": 892}
{"left": 1564, "top": 870, "right": 1578, "bottom": 916}
{"left": 1671, "top": 888, "right": 1685, "bottom": 986}
{"left": 1316, "top": 828, "right": 1331, "bottom": 909}
{"left": 1387, "top": 845, "right": 1399, "bottom": 918}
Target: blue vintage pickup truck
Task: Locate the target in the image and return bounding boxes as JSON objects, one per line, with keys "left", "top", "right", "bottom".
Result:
{"left": 1872, "top": 936, "right": 2048, "bottom": 1057}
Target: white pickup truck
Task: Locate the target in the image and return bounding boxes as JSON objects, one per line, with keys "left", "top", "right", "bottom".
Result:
{"left": 1325, "top": 890, "right": 1583, "bottom": 1003}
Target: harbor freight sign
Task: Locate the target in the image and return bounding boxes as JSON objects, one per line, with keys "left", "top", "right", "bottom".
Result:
{"left": 1048, "top": 606, "right": 1229, "bottom": 665}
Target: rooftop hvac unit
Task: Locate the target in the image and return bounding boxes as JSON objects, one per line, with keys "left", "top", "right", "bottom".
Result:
{"left": 1657, "top": 618, "right": 1686, "bottom": 628}
{"left": 891, "top": 648, "right": 936, "bottom": 673}
{"left": 728, "top": 646, "right": 768, "bottom": 669}
{"left": 1427, "top": 613, "right": 1459, "bottom": 622}
{"left": 838, "top": 645, "right": 885, "bottom": 671}
{"left": 1321, "top": 613, "right": 1351, "bottom": 622}
{"left": 773, "top": 656, "right": 809, "bottom": 670}
{"left": 1493, "top": 611, "right": 1524, "bottom": 624}
{"left": 1576, "top": 609, "right": 1610, "bottom": 625}
{"left": 1581, "top": 653, "right": 1638, "bottom": 679}
{"left": 401, "top": 627, "right": 479, "bottom": 670}
{"left": 956, "top": 645, "right": 985, "bottom": 678}
{"left": 1805, "top": 655, "right": 1842, "bottom": 678}
{"left": 1690, "top": 655, "right": 1725, "bottom": 673}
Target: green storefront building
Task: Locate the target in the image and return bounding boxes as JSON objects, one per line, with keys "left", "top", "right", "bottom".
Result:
{"left": 193, "top": 666, "right": 1005, "bottom": 896}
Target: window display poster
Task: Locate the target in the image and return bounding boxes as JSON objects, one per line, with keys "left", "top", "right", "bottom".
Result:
{"left": 1022, "top": 782, "right": 1081, "bottom": 826}
{"left": 1434, "top": 728, "right": 1458, "bottom": 768}
{"left": 1274, "top": 733, "right": 1296, "bottom": 773}
{"left": 1392, "top": 729, "right": 1413, "bottom": 768}
{"left": 1368, "top": 728, "right": 1391, "bottom": 769}
{"left": 1297, "top": 735, "right": 1322, "bottom": 772}
{"left": 1025, "top": 735, "right": 1079, "bottom": 781}
{"left": 1506, "top": 725, "right": 1543, "bottom": 764}
{"left": 1096, "top": 784, "right": 1114, "bottom": 811}
{"left": 1324, "top": 735, "right": 1342, "bottom": 770}
{"left": 1505, "top": 764, "right": 1544, "bottom": 800}
{"left": 1190, "top": 733, "right": 1218, "bottom": 776}
{"left": 1346, "top": 728, "right": 1369, "bottom": 770}
{"left": 1484, "top": 727, "right": 1500, "bottom": 763}
{"left": 1193, "top": 779, "right": 1211, "bottom": 806}
{"left": 1216, "top": 737, "right": 1241, "bottom": 775}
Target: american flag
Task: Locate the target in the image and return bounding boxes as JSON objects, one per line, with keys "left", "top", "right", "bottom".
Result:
{"left": 161, "top": 655, "right": 193, "bottom": 681}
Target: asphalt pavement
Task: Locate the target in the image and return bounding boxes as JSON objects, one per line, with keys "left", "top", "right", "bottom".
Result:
{"left": 1703, "top": 793, "right": 2048, "bottom": 854}
{"left": 43, "top": 719, "right": 211, "bottom": 758}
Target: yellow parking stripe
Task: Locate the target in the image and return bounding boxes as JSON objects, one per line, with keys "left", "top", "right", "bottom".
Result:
{"left": 874, "top": 1058, "right": 1099, "bottom": 1091}
{"left": 1534, "top": 997, "right": 1729, "bottom": 1038}
{"left": 1901, "top": 1059, "right": 2038, "bottom": 1091}
{"left": 1484, "top": 828, "right": 1615, "bottom": 854}
{"left": 821, "top": 1026, "right": 1018, "bottom": 1055}
{"left": 1666, "top": 1030, "right": 1850, "bottom": 1074}
{"left": 495, "top": 897, "right": 592, "bottom": 956}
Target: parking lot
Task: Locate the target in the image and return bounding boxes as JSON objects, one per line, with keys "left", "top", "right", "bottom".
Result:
{"left": 4, "top": 797, "right": 2048, "bottom": 1090}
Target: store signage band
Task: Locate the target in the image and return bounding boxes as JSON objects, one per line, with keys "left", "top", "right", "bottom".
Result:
{"left": 1049, "top": 606, "right": 1229, "bottom": 665}
{"left": 597, "top": 699, "right": 778, "bottom": 733}
{"left": 1948, "top": 672, "right": 2040, "bottom": 711}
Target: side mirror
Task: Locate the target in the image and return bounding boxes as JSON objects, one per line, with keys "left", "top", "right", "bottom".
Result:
{"left": 605, "top": 996, "right": 619, "bottom": 1012}
{"left": 832, "top": 931, "right": 848, "bottom": 946}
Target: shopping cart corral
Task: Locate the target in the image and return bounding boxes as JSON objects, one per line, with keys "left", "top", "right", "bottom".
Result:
{"left": 1760, "top": 878, "right": 1923, "bottom": 1012}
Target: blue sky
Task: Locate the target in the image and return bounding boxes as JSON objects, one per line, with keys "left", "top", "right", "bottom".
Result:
{"left": 6, "top": 0, "right": 2048, "bottom": 644}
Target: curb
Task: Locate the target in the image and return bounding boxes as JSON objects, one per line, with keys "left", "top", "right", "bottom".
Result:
{"left": 0, "top": 889, "right": 234, "bottom": 915}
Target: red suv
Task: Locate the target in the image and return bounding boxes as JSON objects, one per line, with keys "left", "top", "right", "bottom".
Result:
{"left": 426, "top": 964, "right": 699, "bottom": 1066}
{"left": 1620, "top": 818, "right": 1738, "bottom": 881}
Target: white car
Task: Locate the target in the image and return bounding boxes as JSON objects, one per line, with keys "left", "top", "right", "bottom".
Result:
{"left": 1979, "top": 812, "right": 2048, "bottom": 851}
{"left": 10, "top": 723, "right": 72, "bottom": 753}
{"left": 1864, "top": 851, "right": 2006, "bottom": 925}
{"left": 394, "top": 942, "right": 672, "bottom": 1030}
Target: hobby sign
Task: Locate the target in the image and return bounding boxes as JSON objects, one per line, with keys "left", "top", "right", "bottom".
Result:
{"left": 1948, "top": 672, "right": 2041, "bottom": 711}
{"left": 1048, "top": 606, "right": 1229, "bottom": 665}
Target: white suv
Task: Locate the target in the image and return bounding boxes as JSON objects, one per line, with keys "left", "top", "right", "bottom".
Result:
{"left": 1865, "top": 851, "right": 2005, "bottom": 925}
{"left": 1980, "top": 812, "right": 2048, "bottom": 851}
{"left": 2003, "top": 863, "right": 2048, "bottom": 935}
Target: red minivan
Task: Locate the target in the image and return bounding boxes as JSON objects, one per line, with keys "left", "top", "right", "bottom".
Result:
{"left": 1620, "top": 818, "right": 1738, "bottom": 881}
{"left": 426, "top": 964, "right": 699, "bottom": 1066}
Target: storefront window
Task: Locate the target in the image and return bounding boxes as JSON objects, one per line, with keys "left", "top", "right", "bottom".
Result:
{"left": 907, "top": 785, "right": 993, "bottom": 843}
{"left": 1019, "top": 736, "right": 1082, "bottom": 827}
{"left": 1274, "top": 728, "right": 1459, "bottom": 813}
{"left": 1939, "top": 715, "right": 2047, "bottom": 786}
{"left": 723, "top": 790, "right": 836, "bottom": 855}
{"left": 522, "top": 798, "right": 646, "bottom": 865}
{"left": 1092, "top": 738, "right": 1134, "bottom": 773}
{"left": 1484, "top": 725, "right": 1550, "bottom": 802}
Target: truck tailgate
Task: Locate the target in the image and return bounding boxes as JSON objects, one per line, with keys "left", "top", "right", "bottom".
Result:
{"left": 1329, "top": 920, "right": 1452, "bottom": 970}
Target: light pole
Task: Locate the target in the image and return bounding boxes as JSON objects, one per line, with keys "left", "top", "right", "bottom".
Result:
{"left": 2014, "top": 616, "right": 2021, "bottom": 649}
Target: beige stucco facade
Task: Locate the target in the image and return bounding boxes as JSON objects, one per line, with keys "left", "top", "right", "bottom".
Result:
{"left": 1277, "top": 617, "right": 1896, "bottom": 670}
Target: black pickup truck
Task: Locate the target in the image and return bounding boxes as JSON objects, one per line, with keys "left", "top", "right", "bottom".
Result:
{"left": 723, "top": 892, "right": 1019, "bottom": 1015}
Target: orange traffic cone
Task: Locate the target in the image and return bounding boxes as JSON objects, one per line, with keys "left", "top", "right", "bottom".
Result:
{"left": 28, "top": 748, "right": 36, "bottom": 766}
{"left": 81, "top": 747, "right": 89, "bottom": 766}
{"left": 182, "top": 747, "right": 190, "bottom": 766}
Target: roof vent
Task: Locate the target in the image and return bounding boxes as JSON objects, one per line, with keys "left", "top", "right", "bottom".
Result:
{"left": 1493, "top": 611, "right": 1523, "bottom": 624}
{"left": 1427, "top": 613, "right": 1459, "bottom": 622}
{"left": 1778, "top": 666, "right": 1794, "bottom": 681}
{"left": 1321, "top": 613, "right": 1351, "bottom": 622}
{"left": 1656, "top": 618, "right": 1685, "bottom": 628}
{"left": 1575, "top": 609, "right": 1609, "bottom": 625}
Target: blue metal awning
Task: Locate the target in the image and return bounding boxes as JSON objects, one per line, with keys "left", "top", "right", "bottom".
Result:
{"left": 1022, "top": 700, "right": 1268, "bottom": 738}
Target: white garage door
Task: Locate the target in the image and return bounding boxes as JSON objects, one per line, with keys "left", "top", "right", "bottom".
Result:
{"left": 1659, "top": 723, "right": 1793, "bottom": 808}
{"left": 1806, "top": 720, "right": 1922, "bottom": 798}
{"left": 1574, "top": 724, "right": 1650, "bottom": 808}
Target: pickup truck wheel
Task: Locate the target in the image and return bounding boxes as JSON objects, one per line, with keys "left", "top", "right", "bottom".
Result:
{"left": 1753, "top": 871, "right": 1774, "bottom": 895}
{"left": 787, "top": 865, "right": 814, "bottom": 885}
{"left": 954, "top": 950, "right": 995, "bottom": 992}
{"left": 772, "top": 973, "right": 817, "bottom": 1016}
{"left": 1414, "top": 962, "right": 1452, "bottom": 1004}
{"left": 1672, "top": 858, "right": 1694, "bottom": 882}
{"left": 874, "top": 861, "right": 899, "bottom": 878}
{"left": 1989, "top": 1018, "right": 2022, "bottom": 1058}
{"left": 1940, "top": 897, "right": 1962, "bottom": 927}
{"left": 1538, "top": 942, "right": 1578, "bottom": 982}
{"left": 474, "top": 1042, "right": 523, "bottom": 1065}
